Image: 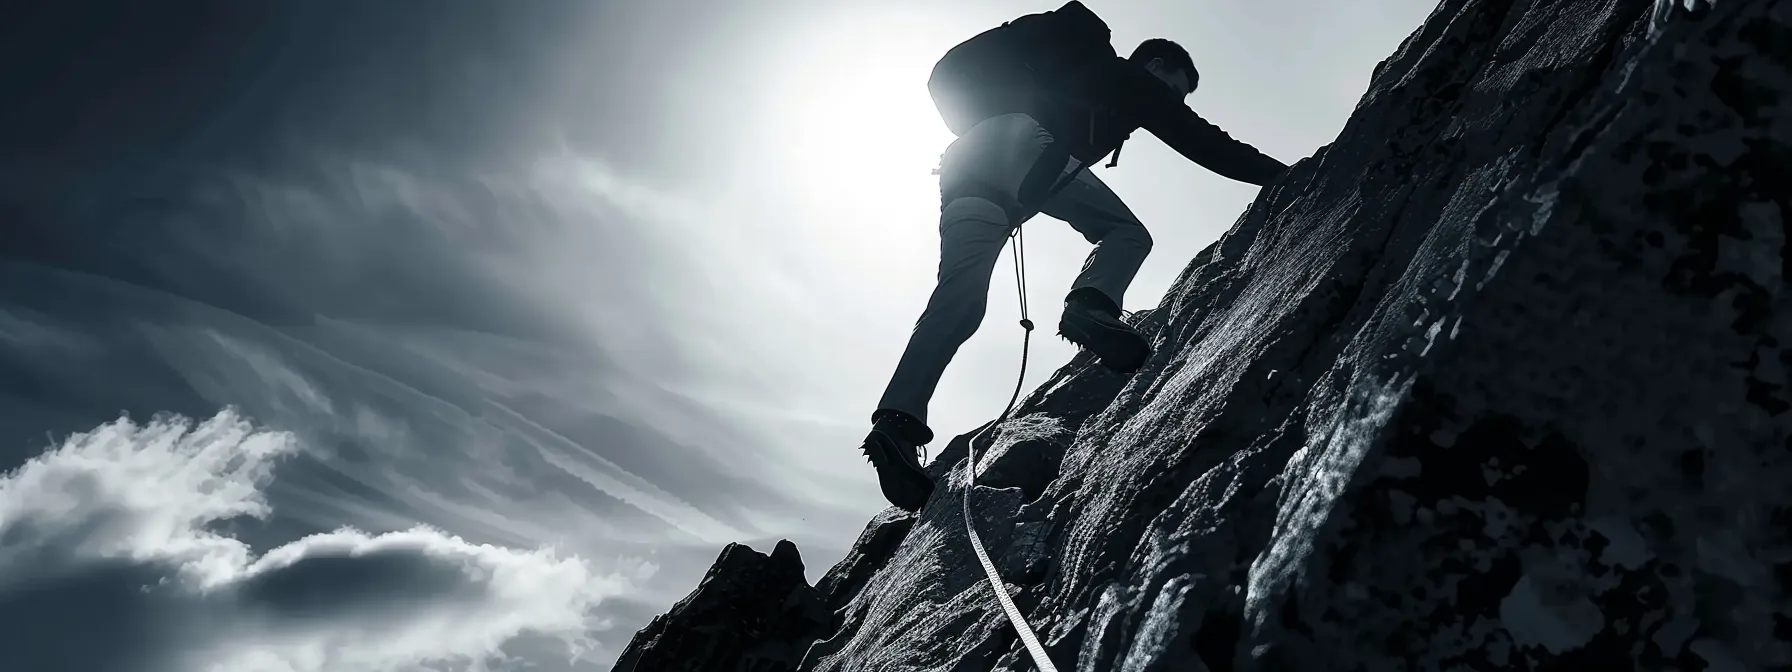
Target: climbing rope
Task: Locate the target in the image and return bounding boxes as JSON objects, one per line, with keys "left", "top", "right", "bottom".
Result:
{"left": 961, "top": 221, "right": 1056, "bottom": 672}
{"left": 959, "top": 163, "right": 1086, "bottom": 672}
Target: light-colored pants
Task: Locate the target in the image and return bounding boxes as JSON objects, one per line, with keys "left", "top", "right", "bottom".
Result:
{"left": 876, "top": 113, "right": 1153, "bottom": 425}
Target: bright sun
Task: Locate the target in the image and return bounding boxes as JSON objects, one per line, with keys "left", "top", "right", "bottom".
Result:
{"left": 737, "top": 9, "right": 975, "bottom": 291}
{"left": 761, "top": 15, "right": 958, "bottom": 212}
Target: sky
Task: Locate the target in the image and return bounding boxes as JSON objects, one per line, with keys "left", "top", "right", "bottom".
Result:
{"left": 0, "top": 0, "right": 1437, "bottom": 669}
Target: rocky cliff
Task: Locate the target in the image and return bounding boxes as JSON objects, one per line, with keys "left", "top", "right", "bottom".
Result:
{"left": 615, "top": 0, "right": 1790, "bottom": 669}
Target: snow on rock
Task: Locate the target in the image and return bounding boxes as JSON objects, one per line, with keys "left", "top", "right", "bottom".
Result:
{"left": 616, "top": 0, "right": 1791, "bottom": 669}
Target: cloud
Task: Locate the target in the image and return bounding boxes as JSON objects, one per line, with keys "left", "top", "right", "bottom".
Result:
{"left": 0, "top": 147, "right": 821, "bottom": 667}
{"left": 0, "top": 137, "right": 878, "bottom": 665}
{"left": 0, "top": 409, "right": 629, "bottom": 672}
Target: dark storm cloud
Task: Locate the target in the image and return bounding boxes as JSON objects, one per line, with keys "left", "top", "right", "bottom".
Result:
{"left": 0, "top": 412, "right": 623, "bottom": 672}
{"left": 0, "top": 560, "right": 188, "bottom": 672}
{"left": 0, "top": 528, "right": 606, "bottom": 672}
{"left": 233, "top": 545, "right": 484, "bottom": 621}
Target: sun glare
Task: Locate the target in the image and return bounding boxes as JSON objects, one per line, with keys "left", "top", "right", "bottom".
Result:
{"left": 744, "top": 11, "right": 964, "bottom": 290}
{"left": 761, "top": 15, "right": 956, "bottom": 214}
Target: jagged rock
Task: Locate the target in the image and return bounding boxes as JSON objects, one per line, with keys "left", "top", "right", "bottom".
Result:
{"left": 813, "top": 510, "right": 917, "bottom": 622}
{"left": 623, "top": 0, "right": 1791, "bottom": 669}
{"left": 610, "top": 540, "right": 828, "bottom": 671}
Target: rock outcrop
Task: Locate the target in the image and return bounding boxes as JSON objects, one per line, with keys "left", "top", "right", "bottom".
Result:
{"left": 611, "top": 540, "right": 829, "bottom": 671}
{"left": 616, "top": 0, "right": 1790, "bottom": 669}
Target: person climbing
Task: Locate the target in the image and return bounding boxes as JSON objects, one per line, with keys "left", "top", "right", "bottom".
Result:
{"left": 861, "top": 1, "right": 1290, "bottom": 512}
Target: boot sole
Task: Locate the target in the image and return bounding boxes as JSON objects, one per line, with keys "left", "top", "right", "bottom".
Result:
{"left": 1059, "top": 317, "right": 1150, "bottom": 373}
{"left": 865, "top": 434, "right": 935, "bottom": 512}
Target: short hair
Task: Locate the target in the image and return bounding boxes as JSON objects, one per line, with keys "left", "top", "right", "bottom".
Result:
{"left": 1129, "top": 38, "right": 1199, "bottom": 87}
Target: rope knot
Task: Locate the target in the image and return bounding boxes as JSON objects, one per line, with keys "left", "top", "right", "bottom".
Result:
{"left": 1019, "top": 318, "right": 1035, "bottom": 331}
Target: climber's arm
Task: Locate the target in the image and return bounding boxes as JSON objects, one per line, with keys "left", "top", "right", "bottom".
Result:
{"left": 1124, "top": 74, "right": 1288, "bottom": 186}
{"left": 1145, "top": 105, "right": 1287, "bottom": 186}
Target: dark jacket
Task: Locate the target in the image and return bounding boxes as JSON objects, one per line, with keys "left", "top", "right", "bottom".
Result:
{"left": 928, "top": 1, "right": 1287, "bottom": 186}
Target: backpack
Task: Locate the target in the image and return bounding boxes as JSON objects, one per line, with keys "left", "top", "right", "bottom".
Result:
{"left": 927, "top": 1, "right": 1114, "bottom": 137}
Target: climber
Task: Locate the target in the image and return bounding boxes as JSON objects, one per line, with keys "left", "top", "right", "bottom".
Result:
{"left": 860, "top": 0, "right": 1290, "bottom": 511}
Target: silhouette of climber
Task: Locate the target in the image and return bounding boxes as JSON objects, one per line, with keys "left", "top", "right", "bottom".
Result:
{"left": 862, "top": 1, "right": 1289, "bottom": 511}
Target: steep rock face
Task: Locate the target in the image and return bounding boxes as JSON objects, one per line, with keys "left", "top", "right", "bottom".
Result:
{"left": 611, "top": 540, "right": 828, "bottom": 671}
{"left": 620, "top": 0, "right": 1790, "bottom": 670}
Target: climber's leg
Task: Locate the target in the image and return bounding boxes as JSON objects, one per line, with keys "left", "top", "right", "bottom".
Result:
{"left": 873, "top": 199, "right": 1012, "bottom": 427}
{"left": 1039, "top": 169, "right": 1154, "bottom": 309}
{"left": 862, "top": 113, "right": 1071, "bottom": 512}
{"left": 874, "top": 113, "right": 1066, "bottom": 427}
{"left": 1039, "top": 170, "right": 1155, "bottom": 373}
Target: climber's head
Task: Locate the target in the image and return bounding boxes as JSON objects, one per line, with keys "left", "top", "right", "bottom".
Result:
{"left": 1130, "top": 38, "right": 1198, "bottom": 97}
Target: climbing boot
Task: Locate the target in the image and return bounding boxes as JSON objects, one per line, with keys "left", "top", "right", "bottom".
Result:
{"left": 860, "top": 409, "right": 936, "bottom": 512}
{"left": 1058, "top": 287, "right": 1151, "bottom": 374}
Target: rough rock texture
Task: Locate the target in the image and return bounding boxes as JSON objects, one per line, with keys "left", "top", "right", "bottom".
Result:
{"left": 620, "top": 0, "right": 1791, "bottom": 669}
{"left": 611, "top": 540, "right": 829, "bottom": 671}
